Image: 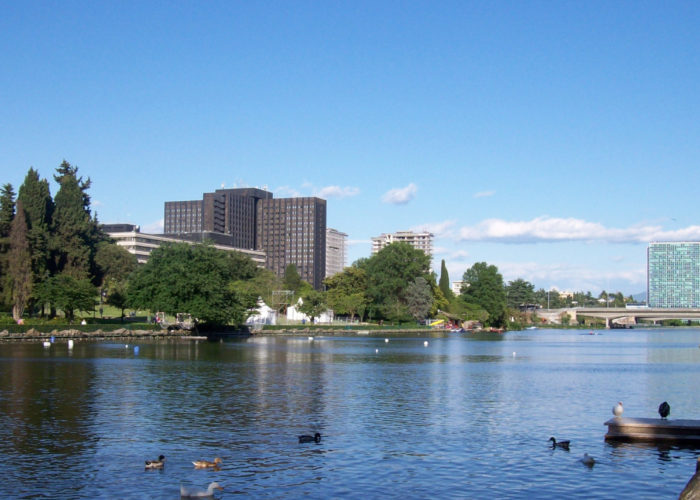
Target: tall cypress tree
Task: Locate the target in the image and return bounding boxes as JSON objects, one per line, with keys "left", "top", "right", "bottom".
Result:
{"left": 439, "top": 259, "right": 453, "bottom": 299}
{"left": 8, "top": 200, "right": 32, "bottom": 321}
{"left": 17, "top": 168, "right": 54, "bottom": 285}
{"left": 52, "top": 161, "right": 103, "bottom": 279}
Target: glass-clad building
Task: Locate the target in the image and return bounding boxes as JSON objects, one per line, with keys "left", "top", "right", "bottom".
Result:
{"left": 647, "top": 242, "right": 700, "bottom": 308}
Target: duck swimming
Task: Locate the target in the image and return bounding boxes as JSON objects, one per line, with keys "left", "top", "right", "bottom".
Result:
{"left": 298, "top": 432, "right": 321, "bottom": 443}
{"left": 192, "top": 457, "right": 222, "bottom": 468}
{"left": 180, "top": 481, "right": 223, "bottom": 498}
{"left": 549, "top": 437, "right": 570, "bottom": 450}
{"left": 580, "top": 453, "right": 595, "bottom": 466}
{"left": 145, "top": 455, "right": 165, "bottom": 469}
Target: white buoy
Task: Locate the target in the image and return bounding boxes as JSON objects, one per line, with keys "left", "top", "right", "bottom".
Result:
{"left": 375, "top": 349, "right": 379, "bottom": 353}
{"left": 308, "top": 336, "right": 314, "bottom": 341}
{"left": 68, "top": 340, "right": 74, "bottom": 349}
{"left": 42, "top": 340, "right": 51, "bottom": 348}
{"left": 125, "top": 344, "right": 129, "bottom": 348}
{"left": 384, "top": 338, "right": 389, "bottom": 343}
{"left": 423, "top": 341, "right": 429, "bottom": 347}
{"left": 512, "top": 351, "right": 516, "bottom": 357}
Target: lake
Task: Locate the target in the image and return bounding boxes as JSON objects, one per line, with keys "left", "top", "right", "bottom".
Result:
{"left": 1, "top": 328, "right": 699, "bottom": 499}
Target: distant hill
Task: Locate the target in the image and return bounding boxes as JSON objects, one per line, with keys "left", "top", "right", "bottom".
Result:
{"left": 632, "top": 291, "right": 647, "bottom": 303}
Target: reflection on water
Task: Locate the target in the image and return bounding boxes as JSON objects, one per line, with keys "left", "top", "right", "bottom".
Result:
{"left": 0, "top": 329, "right": 699, "bottom": 499}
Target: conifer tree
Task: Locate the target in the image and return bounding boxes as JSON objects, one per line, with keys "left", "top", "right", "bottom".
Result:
{"left": 8, "top": 200, "right": 32, "bottom": 321}
{"left": 17, "top": 168, "right": 53, "bottom": 286}
{"left": 0, "top": 183, "right": 16, "bottom": 305}
{"left": 439, "top": 259, "right": 453, "bottom": 300}
{"left": 51, "top": 161, "right": 104, "bottom": 279}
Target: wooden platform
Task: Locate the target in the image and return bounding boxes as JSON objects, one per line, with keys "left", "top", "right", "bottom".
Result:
{"left": 605, "top": 417, "right": 700, "bottom": 444}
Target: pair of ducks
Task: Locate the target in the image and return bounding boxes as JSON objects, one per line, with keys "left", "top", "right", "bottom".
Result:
{"left": 549, "top": 437, "right": 595, "bottom": 466}
{"left": 144, "top": 455, "right": 223, "bottom": 469}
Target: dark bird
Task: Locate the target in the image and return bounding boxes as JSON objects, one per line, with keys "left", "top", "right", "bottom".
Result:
{"left": 549, "top": 437, "right": 570, "bottom": 450}
{"left": 298, "top": 432, "right": 321, "bottom": 444}
{"left": 658, "top": 401, "right": 671, "bottom": 419}
{"left": 145, "top": 455, "right": 165, "bottom": 469}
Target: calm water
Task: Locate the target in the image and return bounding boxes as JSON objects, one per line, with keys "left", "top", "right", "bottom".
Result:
{"left": 1, "top": 328, "right": 699, "bottom": 499}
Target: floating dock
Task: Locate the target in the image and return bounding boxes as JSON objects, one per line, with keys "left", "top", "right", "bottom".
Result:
{"left": 605, "top": 417, "right": 700, "bottom": 444}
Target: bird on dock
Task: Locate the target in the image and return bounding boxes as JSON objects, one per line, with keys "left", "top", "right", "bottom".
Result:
{"left": 658, "top": 401, "right": 670, "bottom": 419}
{"left": 192, "top": 457, "right": 222, "bottom": 468}
{"left": 580, "top": 453, "right": 595, "bottom": 467}
{"left": 145, "top": 455, "right": 165, "bottom": 469}
{"left": 298, "top": 432, "right": 321, "bottom": 444}
{"left": 549, "top": 437, "right": 570, "bottom": 450}
{"left": 613, "top": 401, "right": 624, "bottom": 417}
{"left": 180, "top": 481, "right": 223, "bottom": 498}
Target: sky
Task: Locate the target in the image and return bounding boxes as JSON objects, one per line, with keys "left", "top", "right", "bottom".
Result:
{"left": 2, "top": 1, "right": 699, "bottom": 296}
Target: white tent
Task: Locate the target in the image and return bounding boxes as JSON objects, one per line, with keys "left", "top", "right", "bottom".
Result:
{"left": 287, "top": 298, "right": 334, "bottom": 324}
{"left": 246, "top": 299, "right": 277, "bottom": 326}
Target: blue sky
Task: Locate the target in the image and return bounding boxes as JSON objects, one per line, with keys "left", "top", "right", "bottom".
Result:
{"left": 2, "top": 1, "right": 699, "bottom": 295}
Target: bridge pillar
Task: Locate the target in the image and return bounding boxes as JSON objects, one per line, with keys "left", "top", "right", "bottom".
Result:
{"left": 605, "top": 317, "right": 610, "bottom": 329}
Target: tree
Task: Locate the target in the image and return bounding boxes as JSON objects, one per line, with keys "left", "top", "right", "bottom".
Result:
{"left": 283, "top": 263, "right": 305, "bottom": 292}
{"left": 324, "top": 266, "right": 369, "bottom": 321}
{"left": 51, "top": 161, "right": 104, "bottom": 279}
{"left": 7, "top": 201, "right": 32, "bottom": 320}
{"left": 406, "top": 276, "right": 433, "bottom": 321}
{"left": 505, "top": 279, "right": 535, "bottom": 308}
{"left": 438, "top": 259, "right": 453, "bottom": 300}
{"left": 94, "top": 241, "right": 137, "bottom": 286}
{"left": 128, "top": 243, "right": 258, "bottom": 327}
{"left": 17, "top": 168, "right": 53, "bottom": 293}
{"left": 365, "top": 242, "right": 431, "bottom": 322}
{"left": 0, "top": 183, "right": 15, "bottom": 306}
{"left": 298, "top": 289, "right": 328, "bottom": 323}
{"left": 105, "top": 279, "right": 130, "bottom": 321}
{"left": 35, "top": 273, "right": 96, "bottom": 322}
{"left": 461, "top": 262, "right": 506, "bottom": 327}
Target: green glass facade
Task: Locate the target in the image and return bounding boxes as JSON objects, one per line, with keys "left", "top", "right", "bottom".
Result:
{"left": 647, "top": 242, "right": 700, "bottom": 308}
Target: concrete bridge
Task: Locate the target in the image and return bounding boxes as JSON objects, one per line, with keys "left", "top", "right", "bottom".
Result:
{"left": 537, "top": 307, "right": 700, "bottom": 328}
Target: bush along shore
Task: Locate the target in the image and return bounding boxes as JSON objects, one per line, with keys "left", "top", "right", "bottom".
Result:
{"left": 0, "top": 326, "right": 201, "bottom": 342}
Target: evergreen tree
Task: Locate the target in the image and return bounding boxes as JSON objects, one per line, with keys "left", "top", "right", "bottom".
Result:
{"left": 17, "top": 168, "right": 53, "bottom": 288}
{"left": 8, "top": 201, "right": 32, "bottom": 321}
{"left": 0, "top": 183, "right": 15, "bottom": 305}
{"left": 51, "top": 161, "right": 104, "bottom": 279}
{"left": 438, "top": 259, "right": 453, "bottom": 300}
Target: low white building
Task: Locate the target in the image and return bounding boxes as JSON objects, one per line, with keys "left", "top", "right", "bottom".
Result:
{"left": 246, "top": 299, "right": 278, "bottom": 326}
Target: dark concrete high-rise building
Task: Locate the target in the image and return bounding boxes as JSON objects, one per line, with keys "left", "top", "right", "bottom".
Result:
{"left": 257, "top": 197, "right": 327, "bottom": 290}
{"left": 164, "top": 188, "right": 326, "bottom": 289}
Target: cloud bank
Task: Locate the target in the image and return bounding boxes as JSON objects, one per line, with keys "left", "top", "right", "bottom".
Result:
{"left": 382, "top": 183, "right": 417, "bottom": 204}
{"left": 457, "top": 216, "right": 700, "bottom": 244}
{"left": 316, "top": 185, "right": 360, "bottom": 199}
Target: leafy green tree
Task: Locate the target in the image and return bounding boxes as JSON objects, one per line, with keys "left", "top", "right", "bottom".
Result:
{"left": 438, "top": 259, "right": 453, "bottom": 300}
{"left": 505, "top": 279, "right": 535, "bottom": 308}
{"left": 105, "top": 279, "right": 130, "bottom": 321}
{"left": 232, "top": 268, "right": 282, "bottom": 310}
{"left": 461, "top": 262, "right": 506, "bottom": 327}
{"left": 35, "top": 273, "right": 96, "bottom": 322}
{"left": 283, "top": 263, "right": 304, "bottom": 291}
{"left": 8, "top": 201, "right": 32, "bottom": 320}
{"left": 94, "top": 241, "right": 137, "bottom": 285}
{"left": 128, "top": 243, "right": 258, "bottom": 327}
{"left": 51, "top": 161, "right": 104, "bottom": 279}
{"left": 17, "top": 168, "right": 53, "bottom": 292}
{"left": 298, "top": 289, "right": 328, "bottom": 323}
{"left": 365, "top": 242, "right": 431, "bottom": 322}
{"left": 324, "top": 266, "right": 369, "bottom": 320}
{"left": 406, "top": 276, "right": 433, "bottom": 321}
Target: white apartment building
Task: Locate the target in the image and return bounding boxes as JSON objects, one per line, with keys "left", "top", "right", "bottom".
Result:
{"left": 325, "top": 228, "right": 348, "bottom": 277}
{"left": 371, "top": 231, "right": 434, "bottom": 258}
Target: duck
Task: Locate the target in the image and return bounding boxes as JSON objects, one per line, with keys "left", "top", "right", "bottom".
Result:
{"left": 180, "top": 481, "right": 223, "bottom": 498}
{"left": 613, "top": 401, "right": 624, "bottom": 417}
{"left": 145, "top": 455, "right": 165, "bottom": 469}
{"left": 298, "top": 432, "right": 321, "bottom": 444}
{"left": 549, "top": 437, "right": 570, "bottom": 450}
{"left": 192, "top": 457, "right": 222, "bottom": 468}
{"left": 658, "top": 401, "right": 670, "bottom": 419}
{"left": 580, "top": 453, "right": 595, "bottom": 466}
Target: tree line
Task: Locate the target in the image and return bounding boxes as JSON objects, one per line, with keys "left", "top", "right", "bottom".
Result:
{"left": 1, "top": 161, "right": 634, "bottom": 329}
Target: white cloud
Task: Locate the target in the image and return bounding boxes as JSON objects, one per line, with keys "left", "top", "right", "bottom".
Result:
{"left": 348, "top": 239, "right": 371, "bottom": 246}
{"left": 412, "top": 219, "right": 456, "bottom": 238}
{"left": 457, "top": 216, "right": 700, "bottom": 244}
{"left": 474, "top": 190, "right": 495, "bottom": 199}
{"left": 142, "top": 219, "right": 164, "bottom": 234}
{"left": 274, "top": 185, "right": 302, "bottom": 198}
{"left": 382, "top": 183, "right": 417, "bottom": 204}
{"left": 316, "top": 185, "right": 360, "bottom": 199}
